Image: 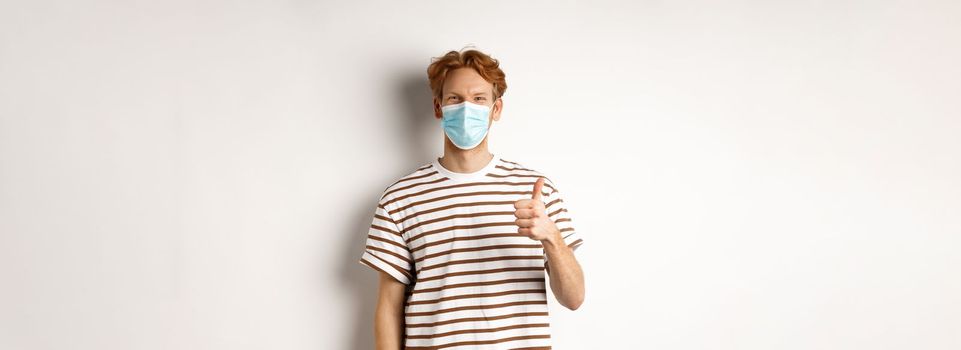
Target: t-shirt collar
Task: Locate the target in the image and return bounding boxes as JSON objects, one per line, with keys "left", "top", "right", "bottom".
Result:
{"left": 431, "top": 153, "right": 500, "bottom": 182}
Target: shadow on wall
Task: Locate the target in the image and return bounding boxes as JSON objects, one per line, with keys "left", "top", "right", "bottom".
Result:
{"left": 398, "top": 69, "right": 440, "bottom": 164}
{"left": 337, "top": 69, "right": 436, "bottom": 350}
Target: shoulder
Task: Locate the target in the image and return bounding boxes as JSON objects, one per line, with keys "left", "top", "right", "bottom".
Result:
{"left": 377, "top": 161, "right": 439, "bottom": 204}
{"left": 495, "top": 157, "right": 562, "bottom": 195}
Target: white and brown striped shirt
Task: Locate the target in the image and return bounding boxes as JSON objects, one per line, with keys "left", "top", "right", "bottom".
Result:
{"left": 359, "top": 154, "right": 583, "bottom": 350}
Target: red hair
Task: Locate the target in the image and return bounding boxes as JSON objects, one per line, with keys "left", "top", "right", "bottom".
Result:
{"left": 427, "top": 48, "right": 507, "bottom": 100}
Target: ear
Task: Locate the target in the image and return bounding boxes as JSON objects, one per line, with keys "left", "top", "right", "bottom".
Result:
{"left": 433, "top": 97, "right": 442, "bottom": 119}
{"left": 491, "top": 97, "right": 503, "bottom": 122}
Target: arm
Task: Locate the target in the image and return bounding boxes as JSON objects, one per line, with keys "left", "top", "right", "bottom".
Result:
{"left": 543, "top": 231, "right": 585, "bottom": 310}
{"left": 374, "top": 271, "right": 407, "bottom": 350}
{"left": 514, "top": 177, "right": 586, "bottom": 311}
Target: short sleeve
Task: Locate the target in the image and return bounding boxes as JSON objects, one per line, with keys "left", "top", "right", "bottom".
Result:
{"left": 542, "top": 178, "right": 583, "bottom": 268}
{"left": 358, "top": 203, "right": 415, "bottom": 285}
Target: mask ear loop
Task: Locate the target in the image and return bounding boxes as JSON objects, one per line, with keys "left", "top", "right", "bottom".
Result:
{"left": 483, "top": 96, "right": 499, "bottom": 148}
{"left": 488, "top": 95, "right": 499, "bottom": 118}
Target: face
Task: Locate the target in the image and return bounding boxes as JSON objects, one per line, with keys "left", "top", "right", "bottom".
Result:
{"left": 433, "top": 68, "right": 502, "bottom": 122}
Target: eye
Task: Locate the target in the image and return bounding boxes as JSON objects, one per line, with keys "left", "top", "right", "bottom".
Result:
{"left": 475, "top": 97, "right": 486, "bottom": 101}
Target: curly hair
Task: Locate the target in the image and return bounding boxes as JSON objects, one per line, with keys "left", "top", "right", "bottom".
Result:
{"left": 427, "top": 48, "right": 507, "bottom": 100}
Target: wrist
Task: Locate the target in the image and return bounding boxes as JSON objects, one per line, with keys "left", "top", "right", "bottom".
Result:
{"left": 541, "top": 229, "right": 565, "bottom": 251}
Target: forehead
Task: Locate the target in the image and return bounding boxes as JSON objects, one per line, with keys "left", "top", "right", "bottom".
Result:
{"left": 443, "top": 68, "right": 493, "bottom": 95}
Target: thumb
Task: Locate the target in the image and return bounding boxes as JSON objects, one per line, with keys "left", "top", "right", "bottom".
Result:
{"left": 531, "top": 177, "right": 545, "bottom": 201}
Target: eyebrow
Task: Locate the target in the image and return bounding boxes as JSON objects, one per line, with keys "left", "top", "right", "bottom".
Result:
{"left": 447, "top": 91, "right": 491, "bottom": 96}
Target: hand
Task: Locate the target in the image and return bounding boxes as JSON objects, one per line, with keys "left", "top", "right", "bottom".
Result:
{"left": 514, "top": 177, "right": 561, "bottom": 243}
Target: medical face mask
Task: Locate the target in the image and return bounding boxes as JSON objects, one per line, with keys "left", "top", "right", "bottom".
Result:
{"left": 440, "top": 100, "right": 494, "bottom": 150}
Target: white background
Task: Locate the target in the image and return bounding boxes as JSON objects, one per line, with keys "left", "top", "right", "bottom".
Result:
{"left": 1, "top": 1, "right": 959, "bottom": 349}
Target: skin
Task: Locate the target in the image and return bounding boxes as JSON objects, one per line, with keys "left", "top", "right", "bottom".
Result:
{"left": 374, "top": 271, "right": 407, "bottom": 350}
{"left": 374, "top": 67, "right": 585, "bottom": 349}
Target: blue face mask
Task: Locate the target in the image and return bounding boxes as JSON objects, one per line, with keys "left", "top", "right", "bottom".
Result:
{"left": 440, "top": 100, "right": 494, "bottom": 150}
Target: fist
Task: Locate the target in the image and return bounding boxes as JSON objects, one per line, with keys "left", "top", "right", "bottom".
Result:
{"left": 514, "top": 177, "right": 561, "bottom": 242}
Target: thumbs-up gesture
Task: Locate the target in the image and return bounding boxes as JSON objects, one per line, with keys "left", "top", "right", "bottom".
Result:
{"left": 514, "top": 177, "right": 561, "bottom": 242}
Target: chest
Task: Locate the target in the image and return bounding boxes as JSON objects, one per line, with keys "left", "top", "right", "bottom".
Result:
{"left": 397, "top": 194, "right": 543, "bottom": 273}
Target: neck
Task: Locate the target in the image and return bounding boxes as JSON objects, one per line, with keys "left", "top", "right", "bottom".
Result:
{"left": 439, "top": 139, "right": 493, "bottom": 173}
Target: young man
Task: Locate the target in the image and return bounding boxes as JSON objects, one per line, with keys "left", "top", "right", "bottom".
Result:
{"left": 359, "top": 48, "right": 585, "bottom": 349}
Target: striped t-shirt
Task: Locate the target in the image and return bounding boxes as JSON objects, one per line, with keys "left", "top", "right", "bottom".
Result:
{"left": 358, "top": 154, "right": 583, "bottom": 350}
